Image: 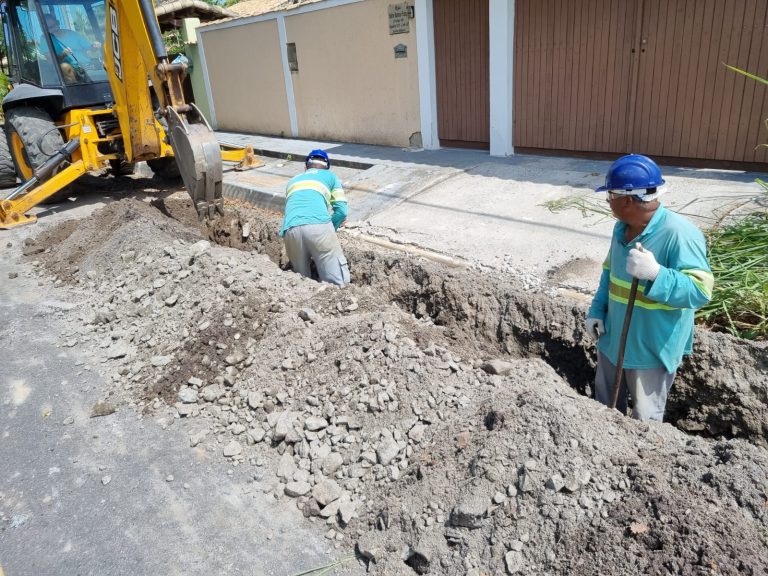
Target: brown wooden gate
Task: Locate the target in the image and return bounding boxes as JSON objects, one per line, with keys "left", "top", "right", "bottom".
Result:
{"left": 433, "top": 0, "right": 490, "bottom": 149}
{"left": 514, "top": 0, "right": 768, "bottom": 164}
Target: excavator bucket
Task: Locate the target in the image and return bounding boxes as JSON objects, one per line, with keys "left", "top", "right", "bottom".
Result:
{"left": 165, "top": 105, "right": 224, "bottom": 220}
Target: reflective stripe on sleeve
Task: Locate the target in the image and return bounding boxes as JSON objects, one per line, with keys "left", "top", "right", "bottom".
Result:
{"left": 330, "top": 186, "right": 345, "bottom": 204}
{"left": 682, "top": 269, "right": 714, "bottom": 299}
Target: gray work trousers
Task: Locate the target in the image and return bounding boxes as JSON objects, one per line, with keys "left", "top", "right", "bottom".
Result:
{"left": 594, "top": 351, "right": 676, "bottom": 422}
{"left": 283, "top": 222, "right": 350, "bottom": 286}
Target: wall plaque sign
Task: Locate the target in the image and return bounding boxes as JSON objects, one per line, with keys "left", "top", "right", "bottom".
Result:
{"left": 388, "top": 2, "right": 410, "bottom": 34}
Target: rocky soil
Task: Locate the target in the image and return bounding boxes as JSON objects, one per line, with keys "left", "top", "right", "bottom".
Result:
{"left": 15, "top": 195, "right": 768, "bottom": 575}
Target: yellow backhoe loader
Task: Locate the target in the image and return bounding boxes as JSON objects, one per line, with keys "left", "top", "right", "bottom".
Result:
{"left": 0, "top": 0, "right": 260, "bottom": 229}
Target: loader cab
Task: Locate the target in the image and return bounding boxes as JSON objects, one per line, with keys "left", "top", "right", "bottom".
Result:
{"left": 1, "top": 0, "right": 112, "bottom": 112}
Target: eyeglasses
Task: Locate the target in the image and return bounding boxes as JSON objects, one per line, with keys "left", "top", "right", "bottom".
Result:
{"left": 606, "top": 192, "right": 625, "bottom": 202}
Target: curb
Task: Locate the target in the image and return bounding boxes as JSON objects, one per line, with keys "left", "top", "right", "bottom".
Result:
{"left": 217, "top": 141, "right": 374, "bottom": 171}
{"left": 222, "top": 179, "right": 285, "bottom": 213}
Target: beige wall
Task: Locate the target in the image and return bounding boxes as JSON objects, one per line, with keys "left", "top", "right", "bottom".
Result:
{"left": 202, "top": 20, "right": 292, "bottom": 136}
{"left": 286, "top": 0, "right": 420, "bottom": 147}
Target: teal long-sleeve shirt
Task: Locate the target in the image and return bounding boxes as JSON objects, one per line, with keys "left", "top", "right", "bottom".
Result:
{"left": 587, "top": 205, "right": 714, "bottom": 373}
{"left": 279, "top": 168, "right": 348, "bottom": 236}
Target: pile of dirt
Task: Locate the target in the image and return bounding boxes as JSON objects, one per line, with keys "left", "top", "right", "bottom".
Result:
{"left": 345, "top": 247, "right": 768, "bottom": 444}
{"left": 196, "top": 201, "right": 768, "bottom": 443}
{"left": 23, "top": 198, "right": 200, "bottom": 282}
{"left": 25, "top": 197, "right": 768, "bottom": 575}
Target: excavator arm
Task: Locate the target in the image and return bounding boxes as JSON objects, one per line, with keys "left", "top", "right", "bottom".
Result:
{"left": 0, "top": 0, "right": 261, "bottom": 229}
{"left": 104, "top": 0, "right": 224, "bottom": 217}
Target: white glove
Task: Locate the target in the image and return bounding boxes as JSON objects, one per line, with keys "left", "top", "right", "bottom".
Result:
{"left": 585, "top": 317, "right": 605, "bottom": 340}
{"left": 626, "top": 242, "right": 660, "bottom": 281}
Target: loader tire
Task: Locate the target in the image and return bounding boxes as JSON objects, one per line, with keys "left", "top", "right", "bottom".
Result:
{"left": 5, "top": 106, "right": 65, "bottom": 180}
{"left": 4, "top": 106, "right": 69, "bottom": 203}
{"left": 109, "top": 159, "right": 136, "bottom": 176}
{"left": 147, "top": 156, "right": 181, "bottom": 180}
{"left": 0, "top": 131, "right": 18, "bottom": 189}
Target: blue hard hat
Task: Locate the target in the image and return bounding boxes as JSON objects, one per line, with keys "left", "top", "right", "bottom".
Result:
{"left": 305, "top": 149, "right": 330, "bottom": 169}
{"left": 596, "top": 154, "right": 665, "bottom": 192}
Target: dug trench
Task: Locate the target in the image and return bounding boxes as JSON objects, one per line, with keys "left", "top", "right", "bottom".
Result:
{"left": 202, "top": 199, "right": 768, "bottom": 447}
{"left": 22, "top": 196, "right": 768, "bottom": 575}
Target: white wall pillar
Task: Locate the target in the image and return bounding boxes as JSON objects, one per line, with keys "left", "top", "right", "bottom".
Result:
{"left": 489, "top": 0, "right": 515, "bottom": 156}
{"left": 277, "top": 15, "right": 299, "bottom": 137}
{"left": 415, "top": 0, "right": 438, "bottom": 150}
{"left": 196, "top": 30, "right": 217, "bottom": 129}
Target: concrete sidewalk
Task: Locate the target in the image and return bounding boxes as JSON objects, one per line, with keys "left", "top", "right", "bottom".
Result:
{"left": 218, "top": 131, "right": 476, "bottom": 221}
{"left": 219, "top": 131, "right": 768, "bottom": 292}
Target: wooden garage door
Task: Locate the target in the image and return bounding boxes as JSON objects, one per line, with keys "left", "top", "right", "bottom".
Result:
{"left": 433, "top": 0, "right": 489, "bottom": 149}
{"left": 514, "top": 0, "right": 638, "bottom": 153}
{"left": 515, "top": 0, "right": 768, "bottom": 164}
{"left": 633, "top": 0, "right": 768, "bottom": 163}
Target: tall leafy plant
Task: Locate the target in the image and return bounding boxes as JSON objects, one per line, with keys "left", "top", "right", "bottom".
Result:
{"left": 162, "top": 28, "right": 184, "bottom": 57}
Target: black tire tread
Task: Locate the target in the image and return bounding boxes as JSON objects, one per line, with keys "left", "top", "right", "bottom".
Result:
{"left": 147, "top": 156, "right": 181, "bottom": 179}
{"left": 0, "top": 131, "right": 18, "bottom": 188}
{"left": 109, "top": 159, "right": 136, "bottom": 176}
{"left": 4, "top": 107, "right": 69, "bottom": 203}
{"left": 4, "top": 106, "right": 65, "bottom": 177}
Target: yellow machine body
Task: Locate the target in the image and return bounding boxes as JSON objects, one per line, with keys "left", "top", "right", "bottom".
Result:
{"left": 0, "top": 0, "right": 260, "bottom": 229}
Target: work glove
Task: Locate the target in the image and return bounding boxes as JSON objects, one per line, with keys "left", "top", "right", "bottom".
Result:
{"left": 585, "top": 317, "right": 605, "bottom": 341}
{"left": 626, "top": 242, "right": 660, "bottom": 281}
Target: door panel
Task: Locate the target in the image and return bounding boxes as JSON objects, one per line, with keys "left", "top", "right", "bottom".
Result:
{"left": 433, "top": 0, "right": 489, "bottom": 148}
{"left": 514, "top": 0, "right": 637, "bottom": 153}
{"left": 633, "top": 0, "right": 768, "bottom": 163}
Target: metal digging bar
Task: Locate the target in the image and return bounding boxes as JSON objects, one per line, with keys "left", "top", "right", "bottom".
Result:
{"left": 610, "top": 276, "right": 640, "bottom": 410}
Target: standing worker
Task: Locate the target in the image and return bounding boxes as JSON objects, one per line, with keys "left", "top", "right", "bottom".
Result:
{"left": 280, "top": 149, "right": 350, "bottom": 286}
{"left": 585, "top": 154, "right": 713, "bottom": 421}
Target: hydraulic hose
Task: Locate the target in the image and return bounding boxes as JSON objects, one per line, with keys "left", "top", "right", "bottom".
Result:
{"left": 138, "top": 0, "right": 167, "bottom": 62}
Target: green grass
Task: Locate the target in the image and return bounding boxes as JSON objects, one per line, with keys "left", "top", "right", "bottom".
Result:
{"left": 699, "top": 213, "right": 768, "bottom": 339}
{"left": 543, "top": 194, "right": 613, "bottom": 220}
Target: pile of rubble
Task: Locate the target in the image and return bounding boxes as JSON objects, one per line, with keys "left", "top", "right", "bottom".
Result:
{"left": 21, "top": 197, "right": 768, "bottom": 575}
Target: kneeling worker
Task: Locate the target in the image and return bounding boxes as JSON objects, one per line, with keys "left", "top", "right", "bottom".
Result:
{"left": 280, "top": 149, "right": 350, "bottom": 286}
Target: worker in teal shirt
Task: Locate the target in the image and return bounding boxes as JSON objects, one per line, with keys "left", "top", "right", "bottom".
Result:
{"left": 280, "top": 149, "right": 349, "bottom": 286}
{"left": 586, "top": 154, "right": 713, "bottom": 421}
{"left": 44, "top": 13, "right": 98, "bottom": 84}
